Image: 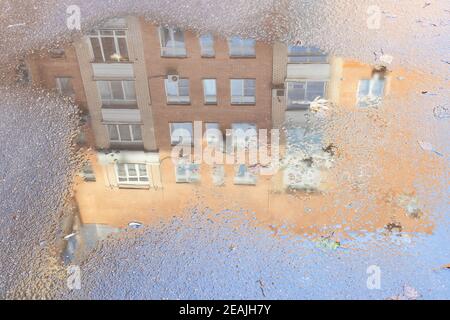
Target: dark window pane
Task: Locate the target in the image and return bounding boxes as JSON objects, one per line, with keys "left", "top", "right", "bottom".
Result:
{"left": 118, "top": 125, "right": 132, "bottom": 141}
{"left": 90, "top": 38, "right": 103, "bottom": 61}
{"left": 108, "top": 125, "right": 119, "bottom": 141}
{"left": 162, "top": 27, "right": 170, "bottom": 47}
{"left": 101, "top": 37, "right": 116, "bottom": 60}
{"left": 117, "top": 38, "right": 129, "bottom": 60}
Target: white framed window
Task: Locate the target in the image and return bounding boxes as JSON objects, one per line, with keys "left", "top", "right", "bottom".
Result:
{"left": 286, "top": 81, "right": 326, "bottom": 109}
{"left": 165, "top": 78, "right": 190, "bottom": 104}
{"left": 287, "top": 46, "right": 327, "bottom": 63}
{"left": 116, "top": 163, "right": 149, "bottom": 184}
{"left": 231, "top": 123, "right": 257, "bottom": 149}
{"left": 231, "top": 79, "right": 256, "bottom": 104}
{"left": 205, "top": 122, "right": 221, "bottom": 146}
{"left": 357, "top": 78, "right": 385, "bottom": 107}
{"left": 88, "top": 30, "right": 129, "bottom": 62}
{"left": 159, "top": 27, "right": 186, "bottom": 57}
{"left": 199, "top": 34, "right": 215, "bottom": 57}
{"left": 203, "top": 79, "right": 217, "bottom": 104}
{"left": 170, "top": 122, "right": 193, "bottom": 145}
{"left": 97, "top": 80, "right": 136, "bottom": 106}
{"left": 228, "top": 37, "right": 256, "bottom": 57}
{"left": 55, "top": 77, "right": 75, "bottom": 98}
{"left": 107, "top": 124, "right": 142, "bottom": 143}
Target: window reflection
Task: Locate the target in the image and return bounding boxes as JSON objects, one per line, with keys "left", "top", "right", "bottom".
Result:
{"left": 159, "top": 27, "right": 186, "bottom": 57}
{"left": 199, "top": 34, "right": 215, "bottom": 57}
{"left": 357, "top": 77, "right": 385, "bottom": 108}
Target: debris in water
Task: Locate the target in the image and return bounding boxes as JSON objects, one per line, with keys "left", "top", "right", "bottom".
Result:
{"left": 7, "top": 23, "right": 26, "bottom": 28}
{"left": 433, "top": 105, "right": 450, "bottom": 119}
{"left": 257, "top": 279, "right": 266, "bottom": 297}
{"left": 63, "top": 233, "right": 77, "bottom": 240}
{"left": 128, "top": 222, "right": 144, "bottom": 229}
{"left": 316, "top": 233, "right": 341, "bottom": 250}
{"left": 418, "top": 140, "right": 443, "bottom": 157}
{"left": 388, "top": 285, "right": 422, "bottom": 300}
{"left": 385, "top": 222, "right": 402, "bottom": 234}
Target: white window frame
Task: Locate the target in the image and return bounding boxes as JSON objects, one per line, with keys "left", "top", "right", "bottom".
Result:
{"left": 203, "top": 79, "right": 217, "bottom": 104}
{"left": 228, "top": 37, "right": 256, "bottom": 57}
{"left": 231, "top": 123, "right": 257, "bottom": 149}
{"left": 107, "top": 123, "right": 142, "bottom": 143}
{"left": 115, "top": 163, "right": 149, "bottom": 185}
{"left": 230, "top": 79, "right": 256, "bottom": 104}
{"left": 97, "top": 80, "right": 136, "bottom": 105}
{"left": 212, "top": 164, "right": 225, "bottom": 186}
{"left": 165, "top": 79, "right": 190, "bottom": 104}
{"left": 88, "top": 30, "right": 129, "bottom": 62}
{"left": 199, "top": 34, "right": 215, "bottom": 57}
{"left": 286, "top": 81, "right": 327, "bottom": 109}
{"left": 159, "top": 27, "right": 187, "bottom": 57}
{"left": 357, "top": 78, "right": 385, "bottom": 107}
{"left": 357, "top": 79, "right": 385, "bottom": 97}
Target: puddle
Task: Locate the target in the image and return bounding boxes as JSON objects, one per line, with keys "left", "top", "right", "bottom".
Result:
{"left": 0, "top": 2, "right": 449, "bottom": 299}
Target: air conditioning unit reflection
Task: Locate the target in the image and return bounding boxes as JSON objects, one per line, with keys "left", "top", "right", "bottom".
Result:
{"left": 167, "top": 74, "right": 180, "bottom": 83}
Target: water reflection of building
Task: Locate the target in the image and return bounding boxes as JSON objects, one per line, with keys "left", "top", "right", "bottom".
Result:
{"left": 26, "top": 17, "right": 429, "bottom": 238}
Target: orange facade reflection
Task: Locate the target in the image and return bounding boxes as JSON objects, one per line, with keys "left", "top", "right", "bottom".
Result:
{"left": 26, "top": 17, "right": 438, "bottom": 239}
